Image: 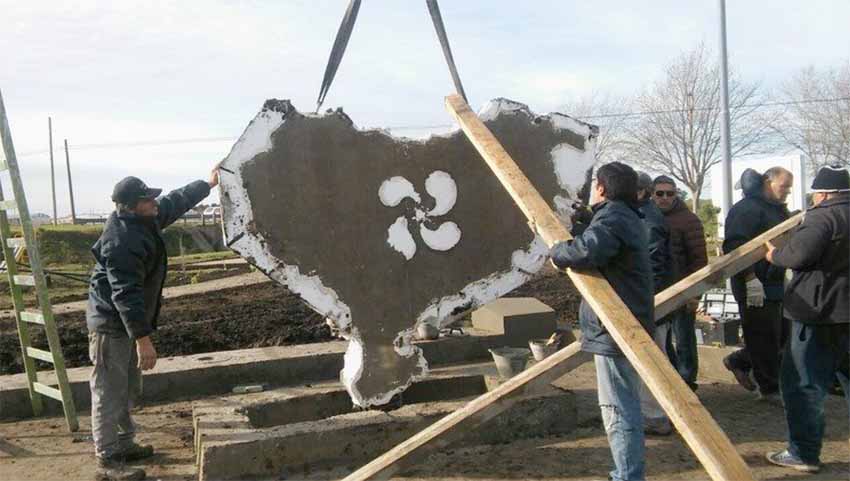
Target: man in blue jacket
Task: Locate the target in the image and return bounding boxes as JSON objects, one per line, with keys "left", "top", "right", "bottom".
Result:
{"left": 635, "top": 172, "right": 674, "bottom": 436}
{"left": 723, "top": 167, "right": 792, "bottom": 402}
{"left": 88, "top": 166, "right": 219, "bottom": 481}
{"left": 764, "top": 165, "right": 849, "bottom": 474}
{"left": 551, "top": 162, "right": 654, "bottom": 481}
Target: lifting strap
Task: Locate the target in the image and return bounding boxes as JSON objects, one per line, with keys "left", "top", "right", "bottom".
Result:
{"left": 316, "top": 0, "right": 362, "bottom": 112}
{"left": 315, "top": 0, "right": 468, "bottom": 111}
{"left": 425, "top": 0, "right": 468, "bottom": 103}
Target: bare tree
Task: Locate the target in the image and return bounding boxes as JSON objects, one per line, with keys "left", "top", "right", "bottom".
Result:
{"left": 560, "top": 91, "right": 633, "bottom": 164}
{"left": 773, "top": 62, "right": 850, "bottom": 170}
{"left": 625, "top": 44, "right": 777, "bottom": 210}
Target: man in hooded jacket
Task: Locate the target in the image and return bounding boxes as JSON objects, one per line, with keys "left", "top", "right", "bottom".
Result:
{"left": 723, "top": 167, "right": 792, "bottom": 401}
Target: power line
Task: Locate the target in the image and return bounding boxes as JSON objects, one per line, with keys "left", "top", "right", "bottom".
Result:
{"left": 575, "top": 96, "right": 850, "bottom": 120}
{"left": 14, "top": 96, "right": 848, "bottom": 157}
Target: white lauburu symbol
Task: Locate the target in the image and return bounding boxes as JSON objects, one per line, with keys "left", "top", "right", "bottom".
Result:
{"left": 378, "top": 171, "right": 461, "bottom": 260}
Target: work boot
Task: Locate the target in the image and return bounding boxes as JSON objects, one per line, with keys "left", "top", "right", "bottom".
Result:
{"left": 115, "top": 443, "right": 154, "bottom": 462}
{"left": 722, "top": 355, "right": 756, "bottom": 391}
{"left": 95, "top": 456, "right": 146, "bottom": 481}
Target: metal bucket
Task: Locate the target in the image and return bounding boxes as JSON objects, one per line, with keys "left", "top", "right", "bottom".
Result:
{"left": 489, "top": 347, "right": 530, "bottom": 379}
{"left": 528, "top": 338, "right": 557, "bottom": 361}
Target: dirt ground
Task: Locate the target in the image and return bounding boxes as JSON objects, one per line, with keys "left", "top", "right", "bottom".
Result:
{"left": 0, "top": 267, "right": 578, "bottom": 376}
{"left": 0, "top": 361, "right": 847, "bottom": 481}
{"left": 0, "top": 277, "right": 330, "bottom": 375}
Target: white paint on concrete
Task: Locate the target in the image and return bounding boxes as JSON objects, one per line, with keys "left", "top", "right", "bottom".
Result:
{"left": 425, "top": 170, "right": 458, "bottom": 216}
{"left": 551, "top": 143, "right": 594, "bottom": 197}
{"left": 220, "top": 102, "right": 356, "bottom": 397}
{"left": 340, "top": 332, "right": 365, "bottom": 403}
{"left": 416, "top": 235, "right": 550, "bottom": 329}
{"left": 419, "top": 221, "right": 461, "bottom": 251}
{"left": 379, "top": 176, "right": 421, "bottom": 207}
{"left": 387, "top": 216, "right": 417, "bottom": 260}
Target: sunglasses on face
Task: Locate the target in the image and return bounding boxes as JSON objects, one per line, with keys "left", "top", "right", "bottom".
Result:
{"left": 654, "top": 190, "right": 676, "bottom": 198}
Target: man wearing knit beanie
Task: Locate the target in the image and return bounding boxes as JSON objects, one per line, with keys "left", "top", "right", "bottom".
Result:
{"left": 763, "top": 165, "right": 850, "bottom": 473}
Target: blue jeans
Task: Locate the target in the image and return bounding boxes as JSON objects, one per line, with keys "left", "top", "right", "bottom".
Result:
{"left": 667, "top": 307, "right": 698, "bottom": 385}
{"left": 595, "top": 354, "right": 646, "bottom": 481}
{"left": 781, "top": 321, "right": 850, "bottom": 465}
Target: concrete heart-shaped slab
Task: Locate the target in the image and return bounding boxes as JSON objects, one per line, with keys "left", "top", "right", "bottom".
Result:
{"left": 220, "top": 98, "right": 597, "bottom": 407}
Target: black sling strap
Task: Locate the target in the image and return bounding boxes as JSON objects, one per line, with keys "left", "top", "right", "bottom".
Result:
{"left": 316, "top": 0, "right": 362, "bottom": 112}
{"left": 426, "top": 0, "right": 468, "bottom": 103}
{"left": 315, "top": 0, "right": 468, "bottom": 111}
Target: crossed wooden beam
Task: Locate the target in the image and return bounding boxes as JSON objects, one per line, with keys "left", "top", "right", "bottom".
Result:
{"left": 343, "top": 95, "right": 803, "bottom": 481}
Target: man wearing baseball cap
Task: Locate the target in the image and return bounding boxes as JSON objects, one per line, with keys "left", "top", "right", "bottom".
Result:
{"left": 764, "top": 164, "right": 849, "bottom": 473}
{"left": 87, "top": 165, "right": 220, "bottom": 480}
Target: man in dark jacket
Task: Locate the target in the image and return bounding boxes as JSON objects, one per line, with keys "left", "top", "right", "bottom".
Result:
{"left": 652, "top": 175, "right": 707, "bottom": 390}
{"left": 723, "top": 167, "right": 792, "bottom": 401}
{"left": 88, "top": 168, "right": 219, "bottom": 481}
{"left": 764, "top": 165, "right": 849, "bottom": 474}
{"left": 551, "top": 162, "right": 653, "bottom": 481}
{"left": 636, "top": 172, "right": 674, "bottom": 435}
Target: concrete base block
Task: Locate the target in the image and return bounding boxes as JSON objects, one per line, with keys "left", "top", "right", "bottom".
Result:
{"left": 194, "top": 365, "right": 576, "bottom": 481}
{"left": 0, "top": 329, "right": 508, "bottom": 420}
{"left": 472, "top": 298, "right": 557, "bottom": 346}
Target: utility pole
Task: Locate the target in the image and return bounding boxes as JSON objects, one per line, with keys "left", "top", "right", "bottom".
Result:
{"left": 64, "top": 139, "right": 77, "bottom": 225}
{"left": 718, "top": 0, "right": 733, "bottom": 236}
{"left": 48, "top": 117, "right": 57, "bottom": 225}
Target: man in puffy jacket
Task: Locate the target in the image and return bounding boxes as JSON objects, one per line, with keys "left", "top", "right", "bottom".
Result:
{"left": 88, "top": 166, "right": 219, "bottom": 481}
{"left": 652, "top": 175, "right": 707, "bottom": 390}
{"left": 551, "top": 162, "right": 653, "bottom": 481}
{"left": 764, "top": 165, "right": 849, "bottom": 474}
{"left": 723, "top": 167, "right": 792, "bottom": 402}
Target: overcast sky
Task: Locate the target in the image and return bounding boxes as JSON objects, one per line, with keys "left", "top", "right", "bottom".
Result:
{"left": 1, "top": 1, "right": 848, "bottom": 217}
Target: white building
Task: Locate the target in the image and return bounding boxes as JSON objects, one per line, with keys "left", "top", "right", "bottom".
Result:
{"left": 709, "top": 154, "right": 808, "bottom": 238}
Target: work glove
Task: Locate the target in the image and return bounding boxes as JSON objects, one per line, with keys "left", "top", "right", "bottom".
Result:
{"left": 745, "top": 277, "right": 765, "bottom": 308}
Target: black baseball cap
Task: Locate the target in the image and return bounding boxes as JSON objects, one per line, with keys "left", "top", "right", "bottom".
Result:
{"left": 111, "top": 176, "right": 162, "bottom": 204}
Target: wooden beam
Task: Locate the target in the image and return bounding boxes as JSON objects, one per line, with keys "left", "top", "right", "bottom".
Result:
{"left": 343, "top": 341, "right": 591, "bottom": 480}
{"left": 346, "top": 95, "right": 757, "bottom": 481}
{"left": 654, "top": 212, "right": 802, "bottom": 320}
{"left": 444, "top": 94, "right": 752, "bottom": 481}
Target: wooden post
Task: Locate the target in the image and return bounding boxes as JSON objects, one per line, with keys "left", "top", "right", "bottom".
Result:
{"left": 63, "top": 139, "right": 77, "bottom": 225}
{"left": 654, "top": 212, "right": 802, "bottom": 320}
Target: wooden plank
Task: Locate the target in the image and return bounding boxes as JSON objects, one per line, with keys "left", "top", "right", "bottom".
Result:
{"left": 0, "top": 199, "right": 17, "bottom": 211}
{"left": 445, "top": 95, "right": 752, "bottom": 481}
{"left": 343, "top": 342, "right": 591, "bottom": 481}
{"left": 654, "top": 212, "right": 802, "bottom": 320}
{"left": 19, "top": 311, "right": 45, "bottom": 325}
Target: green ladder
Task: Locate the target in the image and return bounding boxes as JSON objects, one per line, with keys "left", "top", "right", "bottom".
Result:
{"left": 0, "top": 89, "right": 78, "bottom": 432}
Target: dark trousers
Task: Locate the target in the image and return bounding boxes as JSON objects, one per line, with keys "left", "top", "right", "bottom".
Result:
{"left": 781, "top": 321, "right": 850, "bottom": 464}
{"left": 726, "top": 300, "right": 788, "bottom": 393}
{"left": 666, "top": 307, "right": 699, "bottom": 385}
